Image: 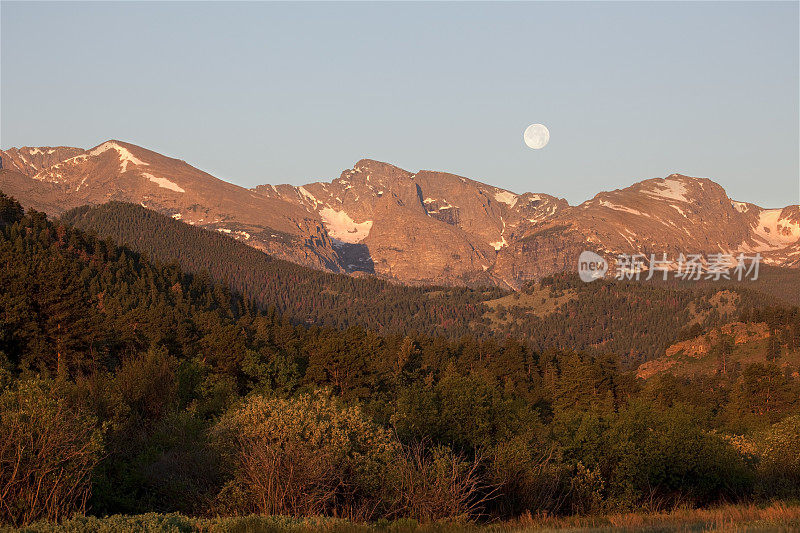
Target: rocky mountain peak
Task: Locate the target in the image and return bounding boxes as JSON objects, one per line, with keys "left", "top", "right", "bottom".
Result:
{"left": 351, "top": 159, "right": 412, "bottom": 180}
{"left": 2, "top": 143, "right": 798, "bottom": 289}
{"left": 0, "top": 146, "right": 85, "bottom": 177}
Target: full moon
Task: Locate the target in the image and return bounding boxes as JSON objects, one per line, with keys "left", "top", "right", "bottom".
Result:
{"left": 524, "top": 123, "right": 550, "bottom": 149}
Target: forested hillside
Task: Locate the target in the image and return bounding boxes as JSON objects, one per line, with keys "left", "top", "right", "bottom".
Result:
{"left": 0, "top": 191, "right": 538, "bottom": 521}
{"left": 490, "top": 273, "right": 791, "bottom": 366}
{"left": 59, "top": 201, "right": 800, "bottom": 363}
{"left": 2, "top": 191, "right": 800, "bottom": 527}
{"left": 61, "top": 202, "right": 502, "bottom": 338}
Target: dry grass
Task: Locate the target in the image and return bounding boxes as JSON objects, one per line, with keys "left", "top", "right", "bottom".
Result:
{"left": 504, "top": 502, "right": 800, "bottom": 532}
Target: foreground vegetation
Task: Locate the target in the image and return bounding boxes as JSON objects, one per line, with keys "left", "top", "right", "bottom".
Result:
{"left": 12, "top": 503, "right": 800, "bottom": 532}
{"left": 2, "top": 192, "right": 800, "bottom": 528}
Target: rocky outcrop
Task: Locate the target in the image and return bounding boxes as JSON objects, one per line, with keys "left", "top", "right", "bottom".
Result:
{"left": 637, "top": 322, "right": 772, "bottom": 379}
{"left": 0, "top": 146, "right": 85, "bottom": 176}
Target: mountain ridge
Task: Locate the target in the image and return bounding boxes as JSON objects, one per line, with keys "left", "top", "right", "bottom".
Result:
{"left": 2, "top": 140, "right": 798, "bottom": 288}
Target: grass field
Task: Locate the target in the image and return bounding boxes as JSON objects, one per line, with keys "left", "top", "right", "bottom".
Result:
{"left": 9, "top": 503, "right": 800, "bottom": 532}
{"left": 483, "top": 284, "right": 578, "bottom": 327}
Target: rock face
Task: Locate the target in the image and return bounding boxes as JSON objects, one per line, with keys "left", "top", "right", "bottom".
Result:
{"left": 254, "top": 159, "right": 569, "bottom": 286}
{"left": 2, "top": 141, "right": 798, "bottom": 287}
{"left": 0, "top": 146, "right": 85, "bottom": 176}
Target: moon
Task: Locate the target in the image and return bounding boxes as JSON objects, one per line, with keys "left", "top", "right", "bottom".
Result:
{"left": 524, "top": 123, "right": 550, "bottom": 149}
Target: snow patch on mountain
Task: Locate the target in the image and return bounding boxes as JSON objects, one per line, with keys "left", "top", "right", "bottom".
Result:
{"left": 142, "top": 172, "right": 185, "bottom": 193}
{"left": 599, "top": 200, "right": 648, "bottom": 217}
{"left": 298, "top": 186, "right": 319, "bottom": 206}
{"left": 90, "top": 142, "right": 149, "bottom": 172}
{"left": 490, "top": 236, "right": 507, "bottom": 250}
{"left": 58, "top": 154, "right": 90, "bottom": 167}
{"left": 490, "top": 217, "right": 508, "bottom": 250}
{"left": 645, "top": 178, "right": 689, "bottom": 203}
{"left": 671, "top": 205, "right": 688, "bottom": 217}
{"left": 732, "top": 201, "right": 749, "bottom": 213}
{"left": 618, "top": 228, "right": 639, "bottom": 247}
{"left": 494, "top": 190, "right": 518, "bottom": 208}
{"left": 32, "top": 152, "right": 90, "bottom": 181}
{"left": 423, "top": 198, "right": 455, "bottom": 213}
{"left": 319, "top": 207, "right": 373, "bottom": 243}
{"left": 751, "top": 209, "right": 800, "bottom": 250}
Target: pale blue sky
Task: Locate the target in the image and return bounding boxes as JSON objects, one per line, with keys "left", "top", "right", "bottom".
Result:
{"left": 2, "top": 1, "right": 798, "bottom": 207}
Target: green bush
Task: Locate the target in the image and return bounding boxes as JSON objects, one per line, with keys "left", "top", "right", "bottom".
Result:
{"left": 607, "top": 402, "right": 753, "bottom": 507}
{"left": 553, "top": 402, "right": 753, "bottom": 511}
{"left": 486, "top": 431, "right": 565, "bottom": 517}
{"left": 88, "top": 349, "right": 220, "bottom": 516}
{"left": 0, "top": 378, "right": 103, "bottom": 526}
{"left": 212, "top": 390, "right": 398, "bottom": 520}
{"left": 755, "top": 415, "right": 800, "bottom": 499}
{"left": 18, "top": 513, "right": 417, "bottom": 533}
{"left": 19, "top": 513, "right": 196, "bottom": 533}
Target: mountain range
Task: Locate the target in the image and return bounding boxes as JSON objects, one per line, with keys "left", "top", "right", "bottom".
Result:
{"left": 2, "top": 140, "right": 798, "bottom": 288}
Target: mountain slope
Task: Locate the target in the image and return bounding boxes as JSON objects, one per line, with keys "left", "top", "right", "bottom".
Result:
{"left": 0, "top": 169, "right": 67, "bottom": 214}
{"left": 0, "top": 146, "right": 84, "bottom": 175}
{"left": 3, "top": 141, "right": 798, "bottom": 288}
{"left": 492, "top": 174, "right": 796, "bottom": 286}
{"left": 57, "top": 201, "right": 800, "bottom": 362}
{"left": 60, "top": 201, "right": 500, "bottom": 338}
{"left": 1, "top": 141, "right": 341, "bottom": 271}
{"left": 637, "top": 312, "right": 800, "bottom": 381}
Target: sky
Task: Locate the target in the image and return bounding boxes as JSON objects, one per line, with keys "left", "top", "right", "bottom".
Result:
{"left": 1, "top": 1, "right": 798, "bottom": 207}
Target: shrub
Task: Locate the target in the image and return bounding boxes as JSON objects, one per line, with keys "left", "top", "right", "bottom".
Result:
{"left": 755, "top": 415, "right": 800, "bottom": 499}
{"left": 486, "top": 432, "right": 565, "bottom": 517}
{"left": 386, "top": 443, "right": 486, "bottom": 522}
{"left": 553, "top": 403, "right": 753, "bottom": 511}
{"left": 0, "top": 378, "right": 103, "bottom": 526}
{"left": 607, "top": 402, "right": 753, "bottom": 508}
{"left": 212, "top": 390, "right": 398, "bottom": 520}
{"left": 20, "top": 512, "right": 196, "bottom": 533}
{"left": 91, "top": 411, "right": 221, "bottom": 516}
{"left": 568, "top": 461, "right": 606, "bottom": 515}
